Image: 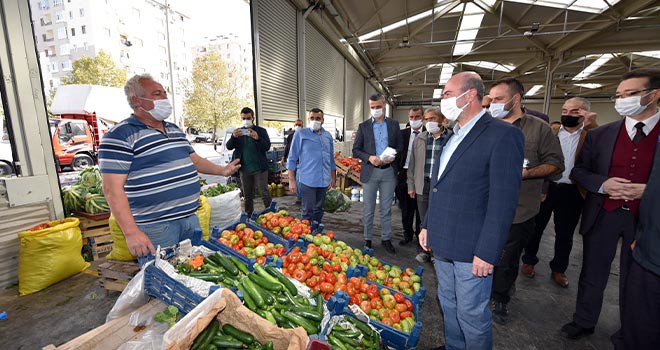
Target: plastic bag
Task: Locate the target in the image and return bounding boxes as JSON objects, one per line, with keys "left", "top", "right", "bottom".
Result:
{"left": 197, "top": 195, "right": 211, "bottom": 240}
{"left": 18, "top": 218, "right": 90, "bottom": 296}
{"left": 106, "top": 265, "right": 150, "bottom": 322}
{"left": 207, "top": 189, "right": 241, "bottom": 231}
{"left": 379, "top": 146, "right": 397, "bottom": 162}
{"left": 323, "top": 189, "right": 352, "bottom": 213}
{"left": 106, "top": 215, "right": 136, "bottom": 261}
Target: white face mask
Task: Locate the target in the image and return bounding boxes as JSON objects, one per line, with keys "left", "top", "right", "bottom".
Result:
{"left": 242, "top": 119, "right": 253, "bottom": 128}
{"left": 309, "top": 120, "right": 322, "bottom": 131}
{"left": 294, "top": 126, "right": 301, "bottom": 132}
{"left": 614, "top": 92, "right": 654, "bottom": 117}
{"left": 409, "top": 119, "right": 423, "bottom": 130}
{"left": 489, "top": 97, "right": 516, "bottom": 119}
{"left": 440, "top": 90, "right": 470, "bottom": 122}
{"left": 140, "top": 98, "right": 172, "bottom": 121}
{"left": 426, "top": 121, "right": 441, "bottom": 135}
{"left": 371, "top": 108, "right": 384, "bottom": 119}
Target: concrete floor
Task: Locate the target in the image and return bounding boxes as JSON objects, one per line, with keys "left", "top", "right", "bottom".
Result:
{"left": 0, "top": 194, "right": 621, "bottom": 349}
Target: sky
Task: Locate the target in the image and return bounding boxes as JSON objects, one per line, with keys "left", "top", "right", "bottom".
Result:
{"left": 171, "top": 0, "right": 252, "bottom": 45}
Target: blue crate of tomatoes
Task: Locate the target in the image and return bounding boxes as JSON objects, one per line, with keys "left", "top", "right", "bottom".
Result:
{"left": 208, "top": 213, "right": 293, "bottom": 266}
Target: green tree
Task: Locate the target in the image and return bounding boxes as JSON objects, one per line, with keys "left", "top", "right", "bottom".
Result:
{"left": 61, "top": 50, "right": 127, "bottom": 87}
{"left": 183, "top": 52, "right": 252, "bottom": 142}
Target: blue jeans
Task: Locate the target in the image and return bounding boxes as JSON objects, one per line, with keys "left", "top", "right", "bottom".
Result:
{"left": 300, "top": 183, "right": 328, "bottom": 224}
{"left": 137, "top": 214, "right": 201, "bottom": 251}
{"left": 362, "top": 167, "right": 396, "bottom": 241}
{"left": 434, "top": 258, "right": 493, "bottom": 350}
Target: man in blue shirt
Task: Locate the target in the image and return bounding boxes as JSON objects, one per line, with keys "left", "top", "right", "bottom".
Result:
{"left": 286, "top": 108, "right": 336, "bottom": 223}
{"left": 100, "top": 74, "right": 240, "bottom": 258}
{"left": 353, "top": 94, "right": 404, "bottom": 254}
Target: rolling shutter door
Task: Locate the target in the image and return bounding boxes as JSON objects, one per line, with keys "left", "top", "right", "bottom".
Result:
{"left": 344, "top": 61, "right": 364, "bottom": 131}
{"left": 254, "top": 0, "right": 298, "bottom": 122}
{"left": 305, "top": 22, "right": 344, "bottom": 116}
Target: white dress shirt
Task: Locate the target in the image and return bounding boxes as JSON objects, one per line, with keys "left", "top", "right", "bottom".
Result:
{"left": 404, "top": 128, "right": 422, "bottom": 169}
{"left": 437, "top": 110, "right": 486, "bottom": 179}
{"left": 625, "top": 110, "right": 660, "bottom": 140}
{"left": 556, "top": 125, "right": 583, "bottom": 184}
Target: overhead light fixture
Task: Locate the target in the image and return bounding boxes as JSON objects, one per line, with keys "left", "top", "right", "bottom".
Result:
{"left": 506, "top": 0, "right": 622, "bottom": 14}
{"left": 573, "top": 54, "right": 613, "bottom": 81}
{"left": 439, "top": 64, "right": 455, "bottom": 85}
{"left": 461, "top": 61, "right": 516, "bottom": 72}
{"left": 433, "top": 88, "right": 443, "bottom": 99}
{"left": 574, "top": 83, "right": 602, "bottom": 89}
{"left": 453, "top": 3, "right": 485, "bottom": 56}
{"left": 525, "top": 85, "right": 543, "bottom": 96}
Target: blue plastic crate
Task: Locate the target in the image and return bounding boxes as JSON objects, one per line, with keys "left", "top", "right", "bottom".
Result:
{"left": 208, "top": 213, "right": 293, "bottom": 263}
{"left": 250, "top": 201, "right": 325, "bottom": 234}
{"left": 327, "top": 289, "right": 422, "bottom": 350}
{"left": 143, "top": 262, "right": 217, "bottom": 315}
{"left": 361, "top": 247, "right": 426, "bottom": 302}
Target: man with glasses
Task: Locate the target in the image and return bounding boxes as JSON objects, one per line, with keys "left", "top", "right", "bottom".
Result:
{"left": 562, "top": 68, "right": 660, "bottom": 341}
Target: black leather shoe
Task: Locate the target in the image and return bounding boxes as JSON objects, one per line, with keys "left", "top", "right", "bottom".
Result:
{"left": 492, "top": 301, "right": 509, "bottom": 325}
{"left": 364, "top": 240, "right": 372, "bottom": 249}
{"left": 561, "top": 321, "right": 594, "bottom": 340}
{"left": 382, "top": 240, "right": 396, "bottom": 254}
{"left": 398, "top": 238, "right": 412, "bottom": 246}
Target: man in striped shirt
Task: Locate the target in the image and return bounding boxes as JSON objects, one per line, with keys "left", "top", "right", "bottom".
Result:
{"left": 99, "top": 74, "right": 240, "bottom": 258}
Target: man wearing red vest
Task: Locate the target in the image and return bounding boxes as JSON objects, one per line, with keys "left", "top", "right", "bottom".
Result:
{"left": 562, "top": 68, "right": 660, "bottom": 341}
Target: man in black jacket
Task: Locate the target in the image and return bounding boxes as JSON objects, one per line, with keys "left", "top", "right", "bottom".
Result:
{"left": 226, "top": 107, "right": 272, "bottom": 217}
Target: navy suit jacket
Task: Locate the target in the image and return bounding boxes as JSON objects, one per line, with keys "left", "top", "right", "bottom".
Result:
{"left": 570, "top": 120, "right": 624, "bottom": 235}
{"left": 352, "top": 117, "right": 404, "bottom": 183}
{"left": 423, "top": 113, "right": 525, "bottom": 265}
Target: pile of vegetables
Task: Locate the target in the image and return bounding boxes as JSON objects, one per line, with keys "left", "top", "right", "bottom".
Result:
{"left": 201, "top": 183, "right": 237, "bottom": 198}
{"left": 335, "top": 155, "right": 362, "bottom": 174}
{"left": 326, "top": 315, "right": 382, "bottom": 350}
{"left": 323, "top": 189, "right": 351, "bottom": 213}
{"left": 216, "top": 223, "right": 287, "bottom": 264}
{"left": 344, "top": 277, "right": 416, "bottom": 333}
{"left": 175, "top": 252, "right": 250, "bottom": 287}
{"left": 254, "top": 210, "right": 312, "bottom": 241}
{"left": 154, "top": 305, "right": 180, "bottom": 328}
{"left": 237, "top": 264, "right": 325, "bottom": 335}
{"left": 61, "top": 167, "right": 110, "bottom": 215}
{"left": 192, "top": 320, "right": 274, "bottom": 350}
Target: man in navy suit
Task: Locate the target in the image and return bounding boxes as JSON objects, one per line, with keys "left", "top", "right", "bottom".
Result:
{"left": 563, "top": 68, "right": 660, "bottom": 342}
{"left": 419, "top": 72, "right": 524, "bottom": 349}
{"left": 353, "top": 93, "right": 404, "bottom": 254}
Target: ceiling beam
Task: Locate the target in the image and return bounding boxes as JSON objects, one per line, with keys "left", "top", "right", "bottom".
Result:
{"left": 550, "top": 0, "right": 657, "bottom": 53}
{"left": 353, "top": 0, "right": 398, "bottom": 33}
{"left": 376, "top": 48, "right": 546, "bottom": 66}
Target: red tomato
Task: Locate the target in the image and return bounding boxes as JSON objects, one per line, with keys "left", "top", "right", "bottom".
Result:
{"left": 349, "top": 277, "right": 361, "bottom": 288}
{"left": 354, "top": 293, "right": 364, "bottom": 304}
{"left": 287, "top": 264, "right": 296, "bottom": 273}
{"left": 326, "top": 273, "right": 337, "bottom": 285}
{"left": 395, "top": 303, "right": 408, "bottom": 313}
{"left": 289, "top": 253, "right": 301, "bottom": 264}
{"left": 293, "top": 269, "right": 307, "bottom": 283}
{"left": 378, "top": 309, "right": 389, "bottom": 319}
{"left": 400, "top": 311, "right": 412, "bottom": 319}
{"left": 326, "top": 231, "right": 335, "bottom": 240}
{"left": 243, "top": 228, "right": 254, "bottom": 237}
{"left": 366, "top": 290, "right": 379, "bottom": 300}
{"left": 366, "top": 285, "right": 378, "bottom": 295}
{"left": 320, "top": 282, "right": 334, "bottom": 293}
{"left": 380, "top": 318, "right": 392, "bottom": 326}
{"left": 370, "top": 298, "right": 383, "bottom": 310}
{"left": 404, "top": 299, "right": 413, "bottom": 311}
{"left": 306, "top": 276, "right": 319, "bottom": 288}
{"left": 389, "top": 311, "right": 401, "bottom": 324}
{"left": 337, "top": 273, "right": 348, "bottom": 285}
{"left": 360, "top": 284, "right": 369, "bottom": 293}
{"left": 301, "top": 255, "right": 310, "bottom": 264}
{"left": 332, "top": 264, "right": 342, "bottom": 272}
{"left": 359, "top": 300, "right": 372, "bottom": 313}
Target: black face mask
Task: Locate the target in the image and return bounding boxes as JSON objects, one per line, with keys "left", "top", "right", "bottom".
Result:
{"left": 561, "top": 115, "right": 580, "bottom": 127}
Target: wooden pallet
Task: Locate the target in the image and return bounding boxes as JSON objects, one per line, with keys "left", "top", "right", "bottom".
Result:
{"left": 98, "top": 260, "right": 140, "bottom": 293}
{"left": 75, "top": 214, "right": 114, "bottom": 261}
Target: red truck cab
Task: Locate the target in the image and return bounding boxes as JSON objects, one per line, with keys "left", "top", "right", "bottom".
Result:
{"left": 49, "top": 113, "right": 105, "bottom": 171}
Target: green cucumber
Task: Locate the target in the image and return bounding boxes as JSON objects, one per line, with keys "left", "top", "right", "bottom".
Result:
{"left": 257, "top": 285, "right": 275, "bottom": 305}
{"left": 291, "top": 309, "right": 323, "bottom": 322}
{"left": 315, "top": 294, "right": 323, "bottom": 315}
{"left": 327, "top": 335, "right": 348, "bottom": 350}
{"left": 248, "top": 272, "right": 283, "bottom": 292}
{"left": 218, "top": 255, "right": 240, "bottom": 276}
{"left": 211, "top": 337, "right": 246, "bottom": 348}
{"left": 192, "top": 319, "right": 219, "bottom": 350}
{"left": 238, "top": 284, "right": 256, "bottom": 311}
{"left": 241, "top": 278, "right": 264, "bottom": 308}
{"left": 263, "top": 310, "right": 277, "bottom": 325}
{"left": 264, "top": 265, "right": 297, "bottom": 296}
{"left": 222, "top": 324, "right": 255, "bottom": 345}
{"left": 230, "top": 256, "right": 250, "bottom": 275}
{"left": 281, "top": 310, "right": 319, "bottom": 335}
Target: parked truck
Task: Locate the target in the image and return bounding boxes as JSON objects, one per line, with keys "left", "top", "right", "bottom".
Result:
{"left": 49, "top": 84, "right": 132, "bottom": 171}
